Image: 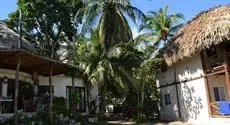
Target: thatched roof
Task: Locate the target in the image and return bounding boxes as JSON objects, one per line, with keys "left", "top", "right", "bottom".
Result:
{"left": 0, "top": 22, "right": 36, "bottom": 52}
{"left": 161, "top": 5, "right": 230, "bottom": 66}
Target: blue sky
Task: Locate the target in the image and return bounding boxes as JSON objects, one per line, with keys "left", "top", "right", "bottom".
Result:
{"left": 130, "top": 0, "right": 230, "bottom": 37}
{"left": 0, "top": 0, "right": 230, "bottom": 36}
{"left": 0, "top": 0, "right": 17, "bottom": 20}
{"left": 1, "top": 0, "right": 229, "bottom": 20}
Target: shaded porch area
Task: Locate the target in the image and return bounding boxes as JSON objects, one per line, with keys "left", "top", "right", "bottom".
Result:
{"left": 0, "top": 49, "right": 73, "bottom": 123}
{"left": 201, "top": 43, "right": 230, "bottom": 118}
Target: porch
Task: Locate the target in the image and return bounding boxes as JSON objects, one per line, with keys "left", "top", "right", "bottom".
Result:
{"left": 201, "top": 43, "right": 230, "bottom": 118}
{"left": 0, "top": 49, "right": 81, "bottom": 122}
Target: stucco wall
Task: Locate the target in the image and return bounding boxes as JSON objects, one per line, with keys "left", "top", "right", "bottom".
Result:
{"left": 39, "top": 75, "right": 85, "bottom": 98}
{"left": 0, "top": 68, "right": 99, "bottom": 114}
{"left": 159, "top": 85, "right": 180, "bottom": 121}
{"left": 157, "top": 54, "right": 210, "bottom": 124}
{"left": 178, "top": 78, "right": 209, "bottom": 124}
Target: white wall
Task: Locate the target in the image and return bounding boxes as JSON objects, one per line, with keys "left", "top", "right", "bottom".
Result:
{"left": 0, "top": 69, "right": 32, "bottom": 83}
{"left": 175, "top": 55, "right": 204, "bottom": 82}
{"left": 39, "top": 75, "right": 99, "bottom": 114}
{"left": 160, "top": 85, "right": 180, "bottom": 121}
{"left": 157, "top": 54, "right": 204, "bottom": 86}
{"left": 157, "top": 54, "right": 210, "bottom": 124}
{"left": 0, "top": 68, "right": 99, "bottom": 113}
{"left": 39, "top": 75, "right": 85, "bottom": 98}
{"left": 178, "top": 78, "right": 209, "bottom": 124}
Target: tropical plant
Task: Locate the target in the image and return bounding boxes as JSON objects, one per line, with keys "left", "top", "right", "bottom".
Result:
{"left": 72, "top": 0, "right": 145, "bottom": 117}
{"left": 135, "top": 6, "right": 184, "bottom": 46}
{"left": 79, "top": 0, "right": 145, "bottom": 51}
{"left": 134, "top": 57, "right": 162, "bottom": 118}
{"left": 71, "top": 28, "right": 143, "bottom": 117}
{"left": 53, "top": 97, "right": 69, "bottom": 116}
{"left": 5, "top": 0, "right": 83, "bottom": 59}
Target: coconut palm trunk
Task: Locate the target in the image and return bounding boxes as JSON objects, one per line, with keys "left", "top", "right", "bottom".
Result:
{"left": 99, "top": 83, "right": 107, "bottom": 120}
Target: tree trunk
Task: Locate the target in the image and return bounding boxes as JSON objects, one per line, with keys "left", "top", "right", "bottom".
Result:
{"left": 99, "top": 84, "right": 106, "bottom": 120}
{"left": 137, "top": 89, "right": 140, "bottom": 119}
{"left": 49, "top": 64, "right": 53, "bottom": 125}
{"left": 140, "top": 89, "right": 144, "bottom": 117}
{"left": 14, "top": 56, "right": 21, "bottom": 125}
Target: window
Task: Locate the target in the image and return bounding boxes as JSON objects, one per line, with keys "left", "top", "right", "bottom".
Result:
{"left": 213, "top": 87, "right": 226, "bottom": 101}
{"left": 164, "top": 93, "right": 171, "bottom": 105}
{"left": 66, "top": 86, "right": 86, "bottom": 112}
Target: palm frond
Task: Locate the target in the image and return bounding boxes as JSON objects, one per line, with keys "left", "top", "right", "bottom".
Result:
{"left": 133, "top": 32, "right": 154, "bottom": 45}
{"left": 119, "top": 4, "right": 146, "bottom": 26}
{"left": 80, "top": 2, "right": 102, "bottom": 34}
{"left": 170, "top": 13, "right": 184, "bottom": 23}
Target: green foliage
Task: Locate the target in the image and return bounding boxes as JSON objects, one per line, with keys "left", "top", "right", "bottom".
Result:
{"left": 71, "top": 91, "right": 81, "bottom": 103}
{"left": 35, "top": 109, "right": 51, "bottom": 125}
{"left": 134, "top": 6, "right": 184, "bottom": 46}
{"left": 4, "top": 0, "right": 180, "bottom": 121}
{"left": 79, "top": 0, "right": 145, "bottom": 51}
{"left": 53, "top": 97, "right": 70, "bottom": 116}
{"left": 19, "top": 83, "right": 34, "bottom": 100}
{"left": 5, "top": 0, "right": 83, "bottom": 59}
{"left": 70, "top": 27, "right": 144, "bottom": 116}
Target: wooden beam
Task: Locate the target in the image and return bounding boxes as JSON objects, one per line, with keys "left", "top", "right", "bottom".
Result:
{"left": 14, "top": 55, "right": 21, "bottom": 125}
{"left": 158, "top": 75, "right": 204, "bottom": 88}
{"left": 0, "top": 53, "right": 22, "bottom": 63}
{"left": 72, "top": 74, "right": 76, "bottom": 113}
{"left": 26, "top": 62, "right": 51, "bottom": 70}
{"left": 223, "top": 46, "right": 230, "bottom": 100}
{"left": 71, "top": 36, "right": 76, "bottom": 113}
{"left": 49, "top": 63, "right": 53, "bottom": 125}
{"left": 173, "top": 65, "right": 181, "bottom": 119}
{"left": 224, "top": 65, "right": 230, "bottom": 100}
{"left": 204, "top": 76, "right": 212, "bottom": 117}
{"left": 200, "top": 52, "right": 212, "bottom": 117}
{"left": 204, "top": 69, "right": 225, "bottom": 77}
{"left": 212, "top": 114, "right": 230, "bottom": 118}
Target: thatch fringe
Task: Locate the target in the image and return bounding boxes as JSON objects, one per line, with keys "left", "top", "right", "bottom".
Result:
{"left": 161, "top": 5, "right": 230, "bottom": 66}
{"left": 0, "top": 22, "right": 36, "bottom": 52}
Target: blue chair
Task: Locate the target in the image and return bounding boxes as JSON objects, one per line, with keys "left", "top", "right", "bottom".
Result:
{"left": 217, "top": 101, "right": 230, "bottom": 115}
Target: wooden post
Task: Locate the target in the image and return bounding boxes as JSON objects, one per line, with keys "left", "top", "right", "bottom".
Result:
{"left": 200, "top": 52, "right": 212, "bottom": 116}
{"left": 49, "top": 64, "right": 53, "bottom": 125}
{"left": 72, "top": 75, "right": 76, "bottom": 113}
{"left": 223, "top": 44, "right": 230, "bottom": 101}
{"left": 72, "top": 36, "right": 76, "bottom": 113}
{"left": 173, "top": 65, "right": 181, "bottom": 119}
{"left": 224, "top": 65, "right": 230, "bottom": 100}
{"left": 204, "top": 76, "right": 212, "bottom": 117}
{"left": 14, "top": 55, "right": 21, "bottom": 125}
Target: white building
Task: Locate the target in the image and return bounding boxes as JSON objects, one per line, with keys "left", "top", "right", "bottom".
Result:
{"left": 157, "top": 5, "right": 230, "bottom": 125}
{"left": 0, "top": 22, "right": 99, "bottom": 119}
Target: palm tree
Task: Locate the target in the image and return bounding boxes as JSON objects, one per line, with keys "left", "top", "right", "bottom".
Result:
{"left": 79, "top": 0, "right": 145, "bottom": 51}
{"left": 135, "top": 6, "right": 184, "bottom": 46}
{"left": 73, "top": 28, "right": 143, "bottom": 117}
{"left": 72, "top": 0, "right": 144, "bottom": 117}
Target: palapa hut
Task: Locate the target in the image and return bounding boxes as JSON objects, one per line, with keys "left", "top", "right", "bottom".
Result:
{"left": 0, "top": 22, "right": 99, "bottom": 121}
{"left": 157, "top": 5, "right": 230, "bottom": 125}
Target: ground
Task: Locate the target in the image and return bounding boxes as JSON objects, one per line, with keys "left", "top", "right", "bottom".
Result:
{"left": 83, "top": 121, "right": 196, "bottom": 125}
